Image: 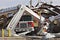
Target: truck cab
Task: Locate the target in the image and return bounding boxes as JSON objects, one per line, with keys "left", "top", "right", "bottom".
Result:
{"left": 15, "top": 15, "right": 34, "bottom": 34}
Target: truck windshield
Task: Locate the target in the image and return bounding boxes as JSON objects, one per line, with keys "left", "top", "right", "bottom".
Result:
{"left": 20, "top": 15, "right": 32, "bottom": 21}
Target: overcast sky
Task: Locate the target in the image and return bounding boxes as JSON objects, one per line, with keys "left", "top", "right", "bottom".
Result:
{"left": 0, "top": 0, "right": 60, "bottom": 9}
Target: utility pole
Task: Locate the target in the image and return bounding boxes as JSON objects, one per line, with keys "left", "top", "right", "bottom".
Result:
{"left": 38, "top": 0, "right": 40, "bottom": 5}
{"left": 50, "top": 1, "right": 53, "bottom": 5}
{"left": 35, "top": 0, "right": 40, "bottom": 7}
{"left": 38, "top": 0, "right": 42, "bottom": 27}
{"left": 30, "top": 0, "right": 32, "bottom": 8}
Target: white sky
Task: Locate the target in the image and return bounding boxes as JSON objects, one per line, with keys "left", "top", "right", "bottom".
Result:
{"left": 0, "top": 0, "right": 60, "bottom": 9}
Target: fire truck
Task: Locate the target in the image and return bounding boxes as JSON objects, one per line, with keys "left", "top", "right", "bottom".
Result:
{"left": 6, "top": 5, "right": 45, "bottom": 36}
